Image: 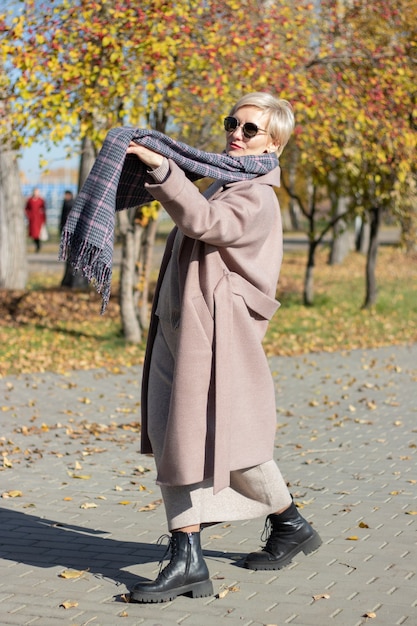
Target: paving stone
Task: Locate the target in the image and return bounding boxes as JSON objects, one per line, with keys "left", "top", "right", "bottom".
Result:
{"left": 1, "top": 344, "right": 416, "bottom": 625}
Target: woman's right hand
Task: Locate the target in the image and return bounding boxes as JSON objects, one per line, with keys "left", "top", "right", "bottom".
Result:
{"left": 126, "top": 142, "right": 164, "bottom": 169}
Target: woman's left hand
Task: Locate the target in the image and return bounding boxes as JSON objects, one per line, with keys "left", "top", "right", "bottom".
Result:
{"left": 126, "top": 142, "right": 164, "bottom": 169}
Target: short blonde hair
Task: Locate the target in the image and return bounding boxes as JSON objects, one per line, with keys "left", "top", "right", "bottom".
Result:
{"left": 230, "top": 92, "right": 295, "bottom": 156}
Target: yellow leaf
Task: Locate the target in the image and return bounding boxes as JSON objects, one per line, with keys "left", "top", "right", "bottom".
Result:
{"left": 3, "top": 457, "right": 13, "bottom": 468}
{"left": 139, "top": 498, "right": 163, "bottom": 512}
{"left": 346, "top": 535, "right": 359, "bottom": 541}
{"left": 405, "top": 510, "right": 417, "bottom": 515}
{"left": 2, "top": 490, "right": 22, "bottom": 498}
{"left": 118, "top": 501, "right": 131, "bottom": 506}
{"left": 59, "top": 569, "right": 87, "bottom": 579}
{"left": 119, "top": 610, "right": 129, "bottom": 617}
{"left": 80, "top": 502, "right": 98, "bottom": 509}
{"left": 59, "top": 600, "right": 79, "bottom": 609}
{"left": 312, "top": 593, "right": 330, "bottom": 601}
{"left": 363, "top": 612, "right": 377, "bottom": 619}
{"left": 358, "top": 521, "right": 369, "bottom": 528}
{"left": 68, "top": 473, "right": 91, "bottom": 480}
{"left": 216, "top": 584, "right": 240, "bottom": 599}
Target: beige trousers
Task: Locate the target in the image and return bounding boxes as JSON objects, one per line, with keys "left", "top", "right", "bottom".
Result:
{"left": 147, "top": 319, "right": 292, "bottom": 531}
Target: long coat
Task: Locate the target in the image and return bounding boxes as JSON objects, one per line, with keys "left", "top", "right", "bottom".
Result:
{"left": 25, "top": 196, "right": 46, "bottom": 239}
{"left": 141, "top": 159, "right": 283, "bottom": 493}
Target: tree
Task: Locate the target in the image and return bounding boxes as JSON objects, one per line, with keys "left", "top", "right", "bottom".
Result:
{"left": 2, "top": 0, "right": 316, "bottom": 337}
{"left": 299, "top": 0, "right": 417, "bottom": 308}
{"left": 0, "top": 60, "right": 27, "bottom": 289}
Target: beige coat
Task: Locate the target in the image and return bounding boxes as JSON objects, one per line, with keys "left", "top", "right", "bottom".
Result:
{"left": 141, "top": 159, "right": 283, "bottom": 493}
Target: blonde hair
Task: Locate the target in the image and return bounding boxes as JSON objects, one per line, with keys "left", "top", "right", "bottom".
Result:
{"left": 230, "top": 92, "right": 295, "bottom": 156}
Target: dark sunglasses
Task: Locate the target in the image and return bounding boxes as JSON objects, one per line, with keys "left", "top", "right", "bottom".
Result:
{"left": 223, "top": 116, "right": 268, "bottom": 139}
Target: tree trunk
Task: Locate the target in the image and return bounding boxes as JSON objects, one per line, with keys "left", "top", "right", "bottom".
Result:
{"left": 61, "top": 136, "right": 96, "bottom": 289}
{"left": 355, "top": 216, "right": 370, "bottom": 254}
{"left": 362, "top": 206, "right": 381, "bottom": 309}
{"left": 119, "top": 208, "right": 144, "bottom": 343}
{"left": 78, "top": 135, "right": 96, "bottom": 191}
{"left": 399, "top": 209, "right": 417, "bottom": 253}
{"left": 304, "top": 242, "right": 317, "bottom": 306}
{"left": 0, "top": 147, "right": 27, "bottom": 289}
{"left": 139, "top": 218, "right": 158, "bottom": 329}
{"left": 329, "top": 195, "right": 353, "bottom": 265}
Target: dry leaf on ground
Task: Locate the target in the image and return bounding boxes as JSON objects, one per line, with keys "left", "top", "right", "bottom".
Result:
{"left": 59, "top": 600, "right": 79, "bottom": 609}
{"left": 59, "top": 569, "right": 88, "bottom": 579}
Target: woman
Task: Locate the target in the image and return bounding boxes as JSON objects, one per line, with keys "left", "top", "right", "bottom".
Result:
{"left": 127, "top": 92, "right": 322, "bottom": 603}
{"left": 25, "top": 187, "right": 46, "bottom": 253}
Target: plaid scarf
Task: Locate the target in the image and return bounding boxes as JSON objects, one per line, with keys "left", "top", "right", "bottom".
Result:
{"left": 59, "top": 127, "right": 279, "bottom": 312}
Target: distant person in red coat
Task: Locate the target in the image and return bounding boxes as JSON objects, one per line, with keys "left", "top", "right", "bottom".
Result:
{"left": 25, "top": 187, "right": 46, "bottom": 252}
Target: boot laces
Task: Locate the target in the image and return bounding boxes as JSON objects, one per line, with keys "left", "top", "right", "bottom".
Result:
{"left": 260, "top": 517, "right": 280, "bottom": 553}
{"left": 155, "top": 534, "right": 174, "bottom": 574}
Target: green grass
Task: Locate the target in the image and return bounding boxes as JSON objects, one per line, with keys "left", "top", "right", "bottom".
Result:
{"left": 1, "top": 246, "right": 416, "bottom": 376}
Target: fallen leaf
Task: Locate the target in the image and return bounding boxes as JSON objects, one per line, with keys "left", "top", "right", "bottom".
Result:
{"left": 2, "top": 490, "right": 23, "bottom": 498}
{"left": 358, "top": 521, "right": 369, "bottom": 528}
{"left": 139, "top": 498, "right": 162, "bottom": 512}
{"left": 59, "top": 600, "right": 79, "bottom": 609}
{"left": 80, "top": 502, "right": 98, "bottom": 509}
{"left": 346, "top": 535, "right": 359, "bottom": 541}
{"left": 133, "top": 465, "right": 151, "bottom": 475}
{"left": 363, "top": 611, "right": 377, "bottom": 618}
{"left": 119, "top": 610, "right": 129, "bottom": 617}
{"left": 59, "top": 569, "right": 88, "bottom": 579}
{"left": 3, "top": 456, "right": 13, "bottom": 468}
{"left": 68, "top": 473, "right": 91, "bottom": 480}
{"left": 216, "top": 584, "right": 240, "bottom": 599}
{"left": 312, "top": 593, "right": 330, "bottom": 601}
{"left": 63, "top": 497, "right": 73, "bottom": 501}
{"left": 405, "top": 510, "right": 417, "bottom": 515}
{"left": 118, "top": 500, "right": 131, "bottom": 506}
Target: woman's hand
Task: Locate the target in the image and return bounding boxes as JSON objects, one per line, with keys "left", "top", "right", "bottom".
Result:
{"left": 126, "top": 142, "right": 164, "bottom": 169}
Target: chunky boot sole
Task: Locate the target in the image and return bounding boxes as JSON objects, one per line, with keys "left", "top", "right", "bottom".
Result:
{"left": 245, "top": 529, "right": 322, "bottom": 571}
{"left": 130, "top": 578, "right": 214, "bottom": 603}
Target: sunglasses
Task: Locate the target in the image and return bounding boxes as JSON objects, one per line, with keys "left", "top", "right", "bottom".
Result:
{"left": 223, "top": 116, "right": 268, "bottom": 139}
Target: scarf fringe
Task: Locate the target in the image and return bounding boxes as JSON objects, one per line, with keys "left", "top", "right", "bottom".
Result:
{"left": 59, "top": 231, "right": 112, "bottom": 314}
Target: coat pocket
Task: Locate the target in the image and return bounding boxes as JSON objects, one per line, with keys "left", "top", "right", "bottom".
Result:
{"left": 187, "top": 294, "right": 214, "bottom": 349}
{"left": 229, "top": 273, "right": 280, "bottom": 321}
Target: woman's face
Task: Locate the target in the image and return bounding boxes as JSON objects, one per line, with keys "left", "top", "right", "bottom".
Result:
{"left": 225, "top": 106, "right": 279, "bottom": 157}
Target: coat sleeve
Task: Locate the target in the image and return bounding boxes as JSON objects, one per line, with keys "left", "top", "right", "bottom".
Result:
{"left": 144, "top": 160, "right": 277, "bottom": 247}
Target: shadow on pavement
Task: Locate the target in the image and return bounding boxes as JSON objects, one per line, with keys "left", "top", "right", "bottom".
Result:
{"left": 0, "top": 507, "right": 244, "bottom": 590}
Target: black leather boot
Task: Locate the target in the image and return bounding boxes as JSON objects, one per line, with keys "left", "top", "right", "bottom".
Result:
{"left": 130, "top": 531, "right": 213, "bottom": 603}
{"left": 244, "top": 502, "right": 322, "bottom": 570}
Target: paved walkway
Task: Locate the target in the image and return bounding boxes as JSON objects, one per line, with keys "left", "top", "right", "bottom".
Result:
{"left": 1, "top": 344, "right": 416, "bottom": 626}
